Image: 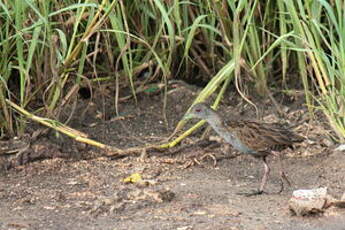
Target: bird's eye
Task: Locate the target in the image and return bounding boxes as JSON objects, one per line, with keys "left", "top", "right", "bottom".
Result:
{"left": 195, "top": 109, "right": 201, "bottom": 112}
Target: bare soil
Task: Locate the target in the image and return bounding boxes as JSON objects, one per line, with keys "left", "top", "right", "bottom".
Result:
{"left": 1, "top": 83, "right": 345, "bottom": 230}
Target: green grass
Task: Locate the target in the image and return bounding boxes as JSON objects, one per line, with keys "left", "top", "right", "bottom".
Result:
{"left": 0, "top": 0, "right": 344, "bottom": 142}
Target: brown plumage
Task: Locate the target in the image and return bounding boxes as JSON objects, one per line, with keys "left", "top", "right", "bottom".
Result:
{"left": 184, "top": 103, "right": 304, "bottom": 196}
{"left": 227, "top": 120, "right": 304, "bottom": 157}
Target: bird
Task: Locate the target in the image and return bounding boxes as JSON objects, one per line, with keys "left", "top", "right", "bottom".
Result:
{"left": 183, "top": 102, "right": 304, "bottom": 196}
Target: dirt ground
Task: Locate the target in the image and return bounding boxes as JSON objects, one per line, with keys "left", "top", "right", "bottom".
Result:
{"left": 1, "top": 82, "right": 345, "bottom": 230}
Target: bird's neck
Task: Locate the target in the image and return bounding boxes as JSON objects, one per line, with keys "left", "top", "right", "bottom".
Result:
{"left": 206, "top": 112, "right": 232, "bottom": 138}
{"left": 206, "top": 112, "right": 254, "bottom": 154}
{"left": 207, "top": 113, "right": 255, "bottom": 154}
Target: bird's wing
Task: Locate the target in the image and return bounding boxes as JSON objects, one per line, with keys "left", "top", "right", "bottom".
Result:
{"left": 227, "top": 120, "right": 302, "bottom": 152}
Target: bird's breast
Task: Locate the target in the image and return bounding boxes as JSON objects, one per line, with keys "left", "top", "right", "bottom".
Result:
{"left": 216, "top": 129, "right": 259, "bottom": 155}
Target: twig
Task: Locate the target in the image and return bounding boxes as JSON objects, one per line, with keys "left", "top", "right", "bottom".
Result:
{"left": 6, "top": 99, "right": 171, "bottom": 158}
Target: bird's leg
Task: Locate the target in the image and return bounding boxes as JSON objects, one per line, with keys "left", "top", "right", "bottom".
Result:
{"left": 259, "top": 156, "right": 270, "bottom": 193}
{"left": 274, "top": 152, "right": 291, "bottom": 193}
{"left": 237, "top": 156, "right": 269, "bottom": 196}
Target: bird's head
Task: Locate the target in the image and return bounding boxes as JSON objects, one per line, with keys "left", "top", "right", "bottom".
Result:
{"left": 183, "top": 103, "right": 213, "bottom": 120}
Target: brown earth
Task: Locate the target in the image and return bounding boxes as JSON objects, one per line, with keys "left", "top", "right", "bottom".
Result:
{"left": 1, "top": 82, "right": 345, "bottom": 230}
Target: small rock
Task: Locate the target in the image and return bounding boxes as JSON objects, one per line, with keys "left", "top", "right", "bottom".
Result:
{"left": 335, "top": 144, "right": 345, "bottom": 151}
{"left": 289, "top": 187, "right": 328, "bottom": 216}
{"left": 193, "top": 210, "right": 208, "bottom": 216}
{"left": 289, "top": 188, "right": 345, "bottom": 215}
{"left": 103, "top": 198, "right": 115, "bottom": 206}
{"left": 176, "top": 226, "right": 192, "bottom": 230}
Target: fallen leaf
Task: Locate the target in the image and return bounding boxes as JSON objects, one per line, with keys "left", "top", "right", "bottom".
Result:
{"left": 123, "top": 173, "right": 142, "bottom": 184}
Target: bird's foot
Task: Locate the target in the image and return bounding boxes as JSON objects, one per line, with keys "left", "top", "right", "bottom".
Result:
{"left": 275, "top": 172, "right": 292, "bottom": 194}
{"left": 277, "top": 178, "right": 284, "bottom": 194}
{"left": 236, "top": 189, "right": 265, "bottom": 197}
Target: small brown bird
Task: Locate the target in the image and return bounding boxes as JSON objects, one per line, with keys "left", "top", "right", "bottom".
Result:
{"left": 184, "top": 103, "right": 304, "bottom": 196}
